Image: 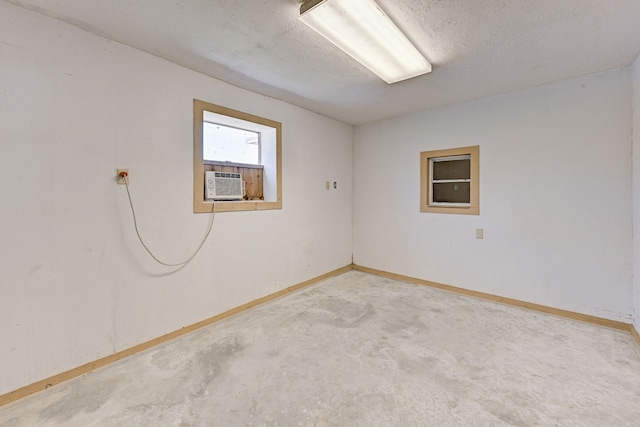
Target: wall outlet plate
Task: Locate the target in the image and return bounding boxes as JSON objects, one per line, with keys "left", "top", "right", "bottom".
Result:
{"left": 117, "top": 169, "right": 129, "bottom": 185}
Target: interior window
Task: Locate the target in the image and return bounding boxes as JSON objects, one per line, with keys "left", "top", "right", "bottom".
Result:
{"left": 193, "top": 99, "right": 282, "bottom": 213}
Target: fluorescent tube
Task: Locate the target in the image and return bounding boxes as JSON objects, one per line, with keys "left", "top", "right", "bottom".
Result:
{"left": 299, "top": 0, "right": 432, "bottom": 83}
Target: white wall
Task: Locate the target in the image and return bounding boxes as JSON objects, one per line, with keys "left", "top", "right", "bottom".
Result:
{"left": 632, "top": 54, "right": 640, "bottom": 333}
{"left": 354, "top": 69, "right": 633, "bottom": 323}
{"left": 0, "top": 2, "right": 353, "bottom": 395}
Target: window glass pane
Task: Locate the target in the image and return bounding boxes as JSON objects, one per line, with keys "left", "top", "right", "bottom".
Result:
{"left": 433, "top": 158, "right": 470, "bottom": 180}
{"left": 203, "top": 122, "right": 259, "bottom": 164}
{"left": 433, "top": 182, "right": 470, "bottom": 204}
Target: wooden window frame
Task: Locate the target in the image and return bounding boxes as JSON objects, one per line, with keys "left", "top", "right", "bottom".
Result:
{"left": 420, "top": 146, "right": 479, "bottom": 215}
{"left": 194, "top": 99, "right": 282, "bottom": 213}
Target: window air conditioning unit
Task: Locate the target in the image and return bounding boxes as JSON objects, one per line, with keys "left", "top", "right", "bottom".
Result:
{"left": 205, "top": 171, "right": 244, "bottom": 200}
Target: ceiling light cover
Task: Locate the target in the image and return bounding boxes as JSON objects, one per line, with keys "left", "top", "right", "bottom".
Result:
{"left": 299, "top": 0, "right": 431, "bottom": 84}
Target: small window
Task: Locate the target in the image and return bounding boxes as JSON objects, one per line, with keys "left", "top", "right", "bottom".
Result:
{"left": 420, "top": 146, "right": 479, "bottom": 215}
{"left": 194, "top": 99, "right": 282, "bottom": 213}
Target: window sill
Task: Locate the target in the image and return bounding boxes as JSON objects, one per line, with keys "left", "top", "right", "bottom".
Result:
{"left": 196, "top": 199, "right": 282, "bottom": 213}
{"left": 420, "top": 205, "right": 479, "bottom": 215}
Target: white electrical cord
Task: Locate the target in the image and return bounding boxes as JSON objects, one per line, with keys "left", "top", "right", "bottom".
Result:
{"left": 123, "top": 176, "right": 215, "bottom": 267}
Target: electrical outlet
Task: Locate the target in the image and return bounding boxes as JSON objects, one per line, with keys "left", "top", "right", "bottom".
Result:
{"left": 333, "top": 181, "right": 337, "bottom": 189}
{"left": 325, "top": 181, "right": 330, "bottom": 190}
{"left": 117, "top": 169, "right": 129, "bottom": 185}
{"left": 476, "top": 228, "right": 484, "bottom": 239}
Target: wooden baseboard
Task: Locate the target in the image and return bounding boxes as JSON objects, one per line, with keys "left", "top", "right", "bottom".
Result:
{"left": 0, "top": 264, "right": 354, "bottom": 408}
{"left": 3, "top": 263, "right": 635, "bottom": 407}
{"left": 632, "top": 325, "right": 640, "bottom": 347}
{"left": 353, "top": 264, "right": 631, "bottom": 332}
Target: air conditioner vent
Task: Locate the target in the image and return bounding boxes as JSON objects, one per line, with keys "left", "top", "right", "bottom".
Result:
{"left": 205, "top": 171, "right": 244, "bottom": 200}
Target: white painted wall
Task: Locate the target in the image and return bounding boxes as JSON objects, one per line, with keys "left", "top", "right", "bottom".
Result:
{"left": 0, "top": 2, "right": 353, "bottom": 395}
{"left": 632, "top": 54, "right": 640, "bottom": 332}
{"left": 354, "top": 69, "right": 633, "bottom": 323}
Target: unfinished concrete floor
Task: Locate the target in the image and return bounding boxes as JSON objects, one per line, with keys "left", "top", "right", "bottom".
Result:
{"left": 1, "top": 271, "right": 640, "bottom": 426}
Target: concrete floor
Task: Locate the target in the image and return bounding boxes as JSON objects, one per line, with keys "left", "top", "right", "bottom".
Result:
{"left": 1, "top": 271, "right": 639, "bottom": 426}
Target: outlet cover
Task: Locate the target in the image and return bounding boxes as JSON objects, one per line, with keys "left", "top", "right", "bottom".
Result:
{"left": 117, "top": 169, "right": 129, "bottom": 185}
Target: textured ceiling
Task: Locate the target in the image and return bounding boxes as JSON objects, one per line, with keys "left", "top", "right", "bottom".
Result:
{"left": 6, "top": 0, "right": 640, "bottom": 124}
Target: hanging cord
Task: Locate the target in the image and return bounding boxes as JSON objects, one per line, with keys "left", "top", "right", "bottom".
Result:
{"left": 121, "top": 172, "right": 215, "bottom": 267}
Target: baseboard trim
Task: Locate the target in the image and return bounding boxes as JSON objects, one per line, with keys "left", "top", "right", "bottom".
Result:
{"left": 0, "top": 264, "right": 353, "bottom": 408}
{"left": 3, "top": 263, "right": 634, "bottom": 407}
{"left": 632, "top": 325, "right": 640, "bottom": 347}
{"left": 353, "top": 264, "right": 631, "bottom": 332}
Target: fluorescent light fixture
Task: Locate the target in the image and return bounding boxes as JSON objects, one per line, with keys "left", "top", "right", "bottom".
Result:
{"left": 299, "top": 0, "right": 431, "bottom": 84}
